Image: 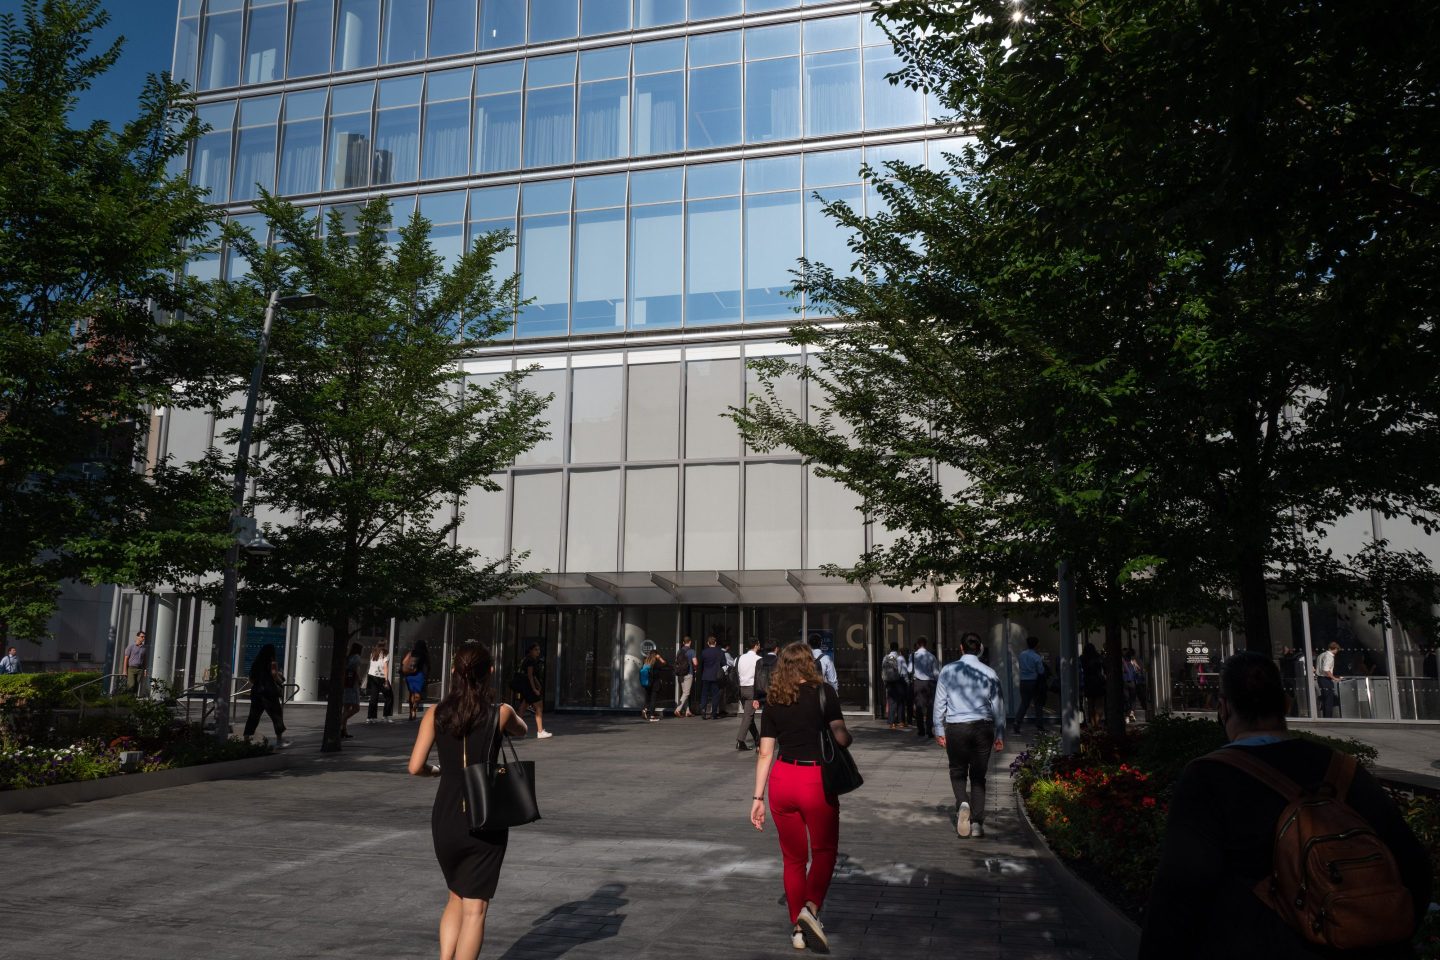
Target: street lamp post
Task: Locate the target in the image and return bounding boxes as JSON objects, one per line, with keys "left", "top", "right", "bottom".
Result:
{"left": 212, "top": 291, "right": 325, "bottom": 742}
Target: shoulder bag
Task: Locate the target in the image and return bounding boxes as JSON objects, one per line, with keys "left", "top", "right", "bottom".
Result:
{"left": 817, "top": 684, "right": 864, "bottom": 796}
{"left": 462, "top": 706, "right": 542, "bottom": 833}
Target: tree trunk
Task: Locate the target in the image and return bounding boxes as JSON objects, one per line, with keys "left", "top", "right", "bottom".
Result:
{"left": 1236, "top": 544, "right": 1272, "bottom": 655}
{"left": 321, "top": 614, "right": 350, "bottom": 753}
{"left": 1104, "top": 616, "right": 1127, "bottom": 741}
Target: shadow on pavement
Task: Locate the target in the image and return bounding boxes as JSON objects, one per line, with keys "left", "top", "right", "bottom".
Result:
{"left": 497, "top": 882, "right": 628, "bottom": 960}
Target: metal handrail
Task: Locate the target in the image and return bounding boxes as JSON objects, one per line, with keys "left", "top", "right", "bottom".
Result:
{"left": 66, "top": 673, "right": 130, "bottom": 720}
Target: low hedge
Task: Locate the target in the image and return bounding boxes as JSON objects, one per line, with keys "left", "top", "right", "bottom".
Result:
{"left": 0, "top": 672, "right": 108, "bottom": 743}
{"left": 0, "top": 733, "right": 272, "bottom": 791}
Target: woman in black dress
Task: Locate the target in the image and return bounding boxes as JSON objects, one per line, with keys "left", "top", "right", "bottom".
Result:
{"left": 409, "top": 642, "right": 527, "bottom": 960}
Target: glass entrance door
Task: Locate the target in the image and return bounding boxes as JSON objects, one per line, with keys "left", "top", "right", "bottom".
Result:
{"left": 559, "top": 606, "right": 617, "bottom": 708}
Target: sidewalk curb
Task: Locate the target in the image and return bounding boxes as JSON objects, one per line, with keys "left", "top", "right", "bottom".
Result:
{"left": 1014, "top": 785, "right": 1139, "bottom": 960}
{"left": 0, "top": 754, "right": 290, "bottom": 815}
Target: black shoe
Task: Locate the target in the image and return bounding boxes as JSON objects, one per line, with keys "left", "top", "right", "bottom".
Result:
{"left": 736, "top": 741, "right": 750, "bottom": 751}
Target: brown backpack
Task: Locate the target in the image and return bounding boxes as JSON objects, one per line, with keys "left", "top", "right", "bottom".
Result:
{"left": 1205, "top": 747, "right": 1413, "bottom": 950}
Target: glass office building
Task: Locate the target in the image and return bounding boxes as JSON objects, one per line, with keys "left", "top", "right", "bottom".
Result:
{"left": 102, "top": 0, "right": 1438, "bottom": 720}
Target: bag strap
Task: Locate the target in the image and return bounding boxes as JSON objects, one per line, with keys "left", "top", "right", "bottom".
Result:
{"left": 1203, "top": 747, "right": 1304, "bottom": 802}
{"left": 1322, "top": 751, "right": 1358, "bottom": 802}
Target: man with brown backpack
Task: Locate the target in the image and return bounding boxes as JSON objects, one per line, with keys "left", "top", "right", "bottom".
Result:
{"left": 1140, "top": 651, "right": 1429, "bottom": 959}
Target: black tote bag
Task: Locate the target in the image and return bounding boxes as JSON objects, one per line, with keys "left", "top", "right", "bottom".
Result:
{"left": 817, "top": 684, "right": 864, "bottom": 796}
{"left": 461, "top": 706, "right": 541, "bottom": 833}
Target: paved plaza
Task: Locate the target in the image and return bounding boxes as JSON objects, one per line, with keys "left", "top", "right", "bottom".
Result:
{"left": 0, "top": 706, "right": 1122, "bottom": 960}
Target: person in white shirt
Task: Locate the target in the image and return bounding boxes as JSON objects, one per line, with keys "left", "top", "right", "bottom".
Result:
{"left": 909, "top": 637, "right": 939, "bottom": 739}
{"left": 1316, "top": 641, "right": 1341, "bottom": 717}
{"left": 808, "top": 634, "right": 838, "bottom": 687}
{"left": 365, "top": 643, "right": 394, "bottom": 723}
{"left": 882, "top": 642, "right": 910, "bottom": 729}
{"left": 736, "top": 637, "right": 763, "bottom": 751}
{"left": 933, "top": 634, "right": 1005, "bottom": 839}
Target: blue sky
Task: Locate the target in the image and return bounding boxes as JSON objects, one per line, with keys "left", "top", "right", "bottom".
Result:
{"left": 0, "top": 0, "right": 177, "bottom": 127}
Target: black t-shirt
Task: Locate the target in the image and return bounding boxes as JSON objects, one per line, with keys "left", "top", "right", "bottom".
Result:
{"left": 760, "top": 682, "right": 843, "bottom": 762}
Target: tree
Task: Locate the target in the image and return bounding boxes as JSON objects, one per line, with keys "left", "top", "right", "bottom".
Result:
{"left": 0, "top": 0, "right": 234, "bottom": 642}
{"left": 229, "top": 195, "right": 548, "bottom": 752}
{"left": 739, "top": 0, "right": 1440, "bottom": 710}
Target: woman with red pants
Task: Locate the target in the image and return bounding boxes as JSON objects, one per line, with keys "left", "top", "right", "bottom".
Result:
{"left": 750, "top": 641, "right": 852, "bottom": 953}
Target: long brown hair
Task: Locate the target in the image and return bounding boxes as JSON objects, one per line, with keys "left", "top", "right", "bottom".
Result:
{"left": 434, "top": 642, "right": 495, "bottom": 737}
{"left": 766, "top": 640, "right": 823, "bottom": 706}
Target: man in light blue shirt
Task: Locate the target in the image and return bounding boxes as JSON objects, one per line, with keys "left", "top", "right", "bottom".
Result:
{"left": 933, "top": 633, "right": 1005, "bottom": 839}
{"left": 910, "top": 637, "right": 938, "bottom": 739}
{"left": 1014, "top": 635, "right": 1047, "bottom": 734}
{"left": 809, "top": 634, "right": 838, "bottom": 687}
{"left": 0, "top": 646, "right": 20, "bottom": 674}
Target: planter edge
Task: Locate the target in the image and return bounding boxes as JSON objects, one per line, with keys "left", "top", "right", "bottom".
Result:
{"left": 1014, "top": 783, "right": 1142, "bottom": 960}
{"left": 0, "top": 753, "right": 289, "bottom": 815}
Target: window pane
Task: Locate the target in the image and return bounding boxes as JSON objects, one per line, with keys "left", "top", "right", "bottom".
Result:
{"left": 636, "top": 0, "right": 684, "bottom": 28}
{"left": 626, "top": 362, "right": 680, "bottom": 460}
{"left": 686, "top": 197, "right": 741, "bottom": 326}
{"left": 805, "top": 183, "right": 861, "bottom": 279}
{"left": 629, "top": 203, "right": 682, "bottom": 330}
{"left": 515, "top": 369, "right": 566, "bottom": 465}
{"left": 689, "top": 0, "right": 740, "bottom": 19}
{"left": 382, "top": 0, "right": 427, "bottom": 63}
{"left": 199, "top": 9, "right": 242, "bottom": 90}
{"left": 744, "top": 190, "right": 801, "bottom": 322}
{"left": 688, "top": 64, "right": 741, "bottom": 148}
{"left": 745, "top": 462, "right": 801, "bottom": 568}
{"left": 232, "top": 123, "right": 278, "bottom": 201}
{"left": 804, "top": 14, "right": 858, "bottom": 51}
{"left": 625, "top": 467, "right": 678, "bottom": 570}
{"left": 336, "top": 0, "right": 380, "bottom": 71}
{"left": 684, "top": 464, "right": 738, "bottom": 569}
{"left": 633, "top": 71, "right": 683, "bottom": 156}
{"left": 581, "top": 0, "right": 629, "bottom": 34}
{"left": 746, "top": 22, "right": 798, "bottom": 59}
{"left": 373, "top": 106, "right": 419, "bottom": 183}
{"left": 745, "top": 57, "right": 800, "bottom": 143}
{"left": 326, "top": 93, "right": 373, "bottom": 190}
{"left": 480, "top": 0, "right": 525, "bottom": 49}
{"left": 570, "top": 366, "right": 623, "bottom": 462}
{"left": 567, "top": 470, "right": 621, "bottom": 571}
{"left": 278, "top": 121, "right": 322, "bottom": 195}
{"left": 804, "top": 48, "right": 860, "bottom": 136}
{"left": 430, "top": 0, "right": 477, "bottom": 57}
{"left": 474, "top": 93, "right": 521, "bottom": 173}
{"left": 519, "top": 215, "right": 571, "bottom": 338}
{"left": 864, "top": 46, "right": 924, "bottom": 130}
{"left": 577, "top": 78, "right": 629, "bottom": 161}
{"left": 687, "top": 161, "right": 740, "bottom": 199}
{"left": 422, "top": 99, "right": 470, "bottom": 179}
{"left": 288, "top": 0, "right": 332, "bottom": 77}
{"left": 804, "top": 147, "right": 862, "bottom": 187}
{"left": 511, "top": 471, "right": 563, "bottom": 572}
{"left": 572, "top": 208, "right": 626, "bottom": 333}
{"left": 685, "top": 358, "right": 740, "bottom": 458}
{"left": 523, "top": 178, "right": 571, "bottom": 214}
{"left": 529, "top": 0, "right": 578, "bottom": 42}
{"left": 193, "top": 103, "right": 235, "bottom": 201}
{"left": 745, "top": 153, "right": 800, "bottom": 192}
{"left": 575, "top": 172, "right": 627, "bottom": 209}
{"left": 525, "top": 86, "right": 575, "bottom": 168}
{"left": 457, "top": 473, "right": 507, "bottom": 557}
{"left": 174, "top": 15, "right": 200, "bottom": 87}
{"left": 690, "top": 30, "right": 740, "bottom": 67}
{"left": 808, "top": 469, "right": 864, "bottom": 566}
{"left": 244, "top": 3, "right": 286, "bottom": 84}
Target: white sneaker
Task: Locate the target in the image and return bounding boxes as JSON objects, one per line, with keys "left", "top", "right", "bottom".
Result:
{"left": 276, "top": 739, "right": 292, "bottom": 748}
{"left": 536, "top": 730, "right": 554, "bottom": 739}
{"left": 957, "top": 801, "right": 971, "bottom": 838}
{"left": 791, "top": 926, "right": 805, "bottom": 950}
{"left": 796, "top": 906, "right": 829, "bottom": 954}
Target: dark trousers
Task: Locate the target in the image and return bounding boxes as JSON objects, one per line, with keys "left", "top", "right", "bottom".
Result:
{"left": 366, "top": 676, "right": 393, "bottom": 719}
{"left": 1015, "top": 679, "right": 1046, "bottom": 731}
{"left": 944, "top": 720, "right": 995, "bottom": 824}
{"left": 643, "top": 681, "right": 659, "bottom": 714}
{"left": 700, "top": 679, "right": 722, "bottom": 718}
{"left": 244, "top": 697, "right": 284, "bottom": 739}
{"left": 885, "top": 679, "right": 908, "bottom": 724}
{"left": 736, "top": 685, "right": 759, "bottom": 745}
{"left": 912, "top": 679, "right": 936, "bottom": 737}
{"left": 1318, "top": 677, "right": 1339, "bottom": 718}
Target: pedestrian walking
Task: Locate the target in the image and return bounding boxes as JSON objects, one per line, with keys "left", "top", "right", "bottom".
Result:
{"left": 1316, "top": 641, "right": 1341, "bottom": 718}
{"left": 121, "top": 630, "right": 148, "bottom": 695}
{"left": 640, "top": 648, "right": 667, "bottom": 721}
{"left": 366, "top": 642, "right": 395, "bottom": 723}
{"left": 808, "top": 633, "right": 838, "bottom": 687}
{"left": 1139, "top": 652, "right": 1428, "bottom": 960}
{"left": 408, "top": 642, "right": 529, "bottom": 960}
{"left": 510, "top": 642, "right": 552, "bottom": 739}
{"left": 934, "top": 633, "right": 1005, "bottom": 839}
{"left": 1122, "top": 647, "right": 1144, "bottom": 722}
{"left": 0, "top": 646, "right": 20, "bottom": 674}
{"left": 1080, "top": 641, "right": 1105, "bottom": 728}
{"left": 403, "top": 638, "right": 431, "bottom": 720}
{"left": 909, "top": 637, "right": 938, "bottom": 739}
{"left": 735, "top": 637, "right": 762, "bottom": 751}
{"left": 698, "top": 635, "right": 726, "bottom": 719}
{"left": 1013, "top": 636, "right": 1047, "bottom": 734}
{"left": 673, "top": 636, "right": 696, "bottom": 716}
{"left": 341, "top": 642, "right": 363, "bottom": 738}
{"left": 242, "top": 643, "right": 290, "bottom": 747}
{"left": 882, "top": 642, "right": 909, "bottom": 729}
{"left": 750, "top": 641, "right": 852, "bottom": 954}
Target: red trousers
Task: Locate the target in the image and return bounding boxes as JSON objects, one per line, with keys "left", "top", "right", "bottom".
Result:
{"left": 769, "top": 760, "right": 840, "bottom": 924}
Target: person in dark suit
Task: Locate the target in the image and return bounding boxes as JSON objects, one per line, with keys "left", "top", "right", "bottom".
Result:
{"left": 698, "top": 635, "right": 726, "bottom": 720}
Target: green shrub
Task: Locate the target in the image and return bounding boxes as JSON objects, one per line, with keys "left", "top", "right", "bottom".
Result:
{"left": 0, "top": 672, "right": 105, "bottom": 744}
